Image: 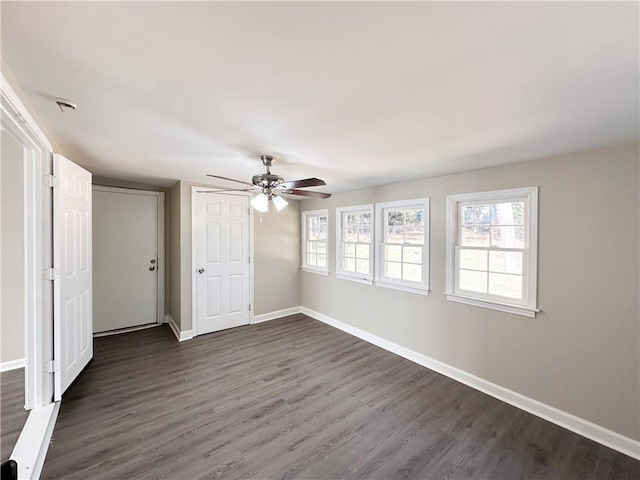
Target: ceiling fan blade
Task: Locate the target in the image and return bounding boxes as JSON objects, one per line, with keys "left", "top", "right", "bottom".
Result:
{"left": 197, "top": 188, "right": 255, "bottom": 193}
{"left": 206, "top": 174, "right": 254, "bottom": 187}
{"left": 278, "top": 177, "right": 326, "bottom": 189}
{"left": 281, "top": 189, "right": 332, "bottom": 199}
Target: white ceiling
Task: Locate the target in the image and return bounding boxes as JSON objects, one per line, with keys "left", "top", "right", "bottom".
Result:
{"left": 2, "top": 2, "right": 638, "bottom": 192}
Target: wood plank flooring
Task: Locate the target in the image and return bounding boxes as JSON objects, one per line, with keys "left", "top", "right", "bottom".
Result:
{"left": 41, "top": 314, "right": 639, "bottom": 479}
{"left": 1, "top": 368, "right": 28, "bottom": 461}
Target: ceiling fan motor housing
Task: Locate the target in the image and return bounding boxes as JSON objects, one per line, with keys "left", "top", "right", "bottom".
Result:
{"left": 252, "top": 173, "right": 284, "bottom": 188}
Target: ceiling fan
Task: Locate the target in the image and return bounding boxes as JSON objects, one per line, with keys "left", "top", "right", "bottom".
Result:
{"left": 202, "top": 155, "right": 331, "bottom": 213}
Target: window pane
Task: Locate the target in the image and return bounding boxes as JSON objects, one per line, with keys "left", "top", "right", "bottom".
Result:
{"left": 344, "top": 257, "right": 356, "bottom": 272}
{"left": 459, "top": 249, "right": 488, "bottom": 271}
{"left": 387, "top": 227, "right": 404, "bottom": 243}
{"left": 356, "top": 244, "right": 369, "bottom": 259}
{"left": 308, "top": 225, "right": 318, "bottom": 241}
{"left": 405, "top": 209, "right": 424, "bottom": 226}
{"left": 491, "top": 226, "right": 524, "bottom": 248}
{"left": 345, "top": 228, "right": 358, "bottom": 242}
{"left": 489, "top": 251, "right": 522, "bottom": 274}
{"left": 387, "top": 210, "right": 404, "bottom": 226}
{"left": 317, "top": 255, "right": 326, "bottom": 268}
{"left": 405, "top": 227, "right": 424, "bottom": 244}
{"left": 491, "top": 202, "right": 524, "bottom": 225}
{"left": 317, "top": 242, "right": 327, "bottom": 255}
{"left": 358, "top": 228, "right": 371, "bottom": 243}
{"left": 361, "top": 213, "right": 371, "bottom": 225}
{"left": 307, "top": 253, "right": 317, "bottom": 266}
{"left": 308, "top": 216, "right": 318, "bottom": 231}
{"left": 461, "top": 205, "right": 490, "bottom": 225}
{"left": 385, "top": 245, "right": 402, "bottom": 262}
{"left": 489, "top": 273, "right": 522, "bottom": 299}
{"left": 384, "top": 261, "right": 402, "bottom": 279}
{"left": 403, "top": 263, "right": 422, "bottom": 282}
{"left": 403, "top": 246, "right": 422, "bottom": 264}
{"left": 460, "top": 226, "right": 490, "bottom": 247}
{"left": 344, "top": 243, "right": 356, "bottom": 257}
{"left": 307, "top": 241, "right": 316, "bottom": 253}
{"left": 318, "top": 228, "right": 327, "bottom": 241}
{"left": 459, "top": 269, "right": 487, "bottom": 293}
{"left": 346, "top": 213, "right": 359, "bottom": 227}
{"left": 356, "top": 259, "right": 369, "bottom": 275}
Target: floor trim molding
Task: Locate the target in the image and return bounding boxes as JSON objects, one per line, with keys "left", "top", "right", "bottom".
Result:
{"left": 251, "top": 306, "right": 302, "bottom": 324}
{"left": 11, "top": 401, "right": 60, "bottom": 479}
{"left": 300, "top": 306, "right": 640, "bottom": 460}
{"left": 0, "top": 358, "right": 25, "bottom": 372}
{"left": 165, "top": 315, "right": 193, "bottom": 342}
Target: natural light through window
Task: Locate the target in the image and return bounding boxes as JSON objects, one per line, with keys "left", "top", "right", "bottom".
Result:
{"left": 445, "top": 187, "right": 538, "bottom": 317}
{"left": 336, "top": 205, "right": 373, "bottom": 284}
{"left": 302, "top": 209, "right": 329, "bottom": 274}
{"left": 375, "top": 199, "right": 430, "bottom": 295}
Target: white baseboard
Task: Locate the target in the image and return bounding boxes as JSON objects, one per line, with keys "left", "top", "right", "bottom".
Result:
{"left": 11, "top": 401, "right": 60, "bottom": 479}
{"left": 251, "top": 306, "right": 302, "bottom": 324}
{"left": 165, "top": 315, "right": 193, "bottom": 342}
{"left": 300, "top": 306, "right": 640, "bottom": 460}
{"left": 1, "top": 358, "right": 25, "bottom": 372}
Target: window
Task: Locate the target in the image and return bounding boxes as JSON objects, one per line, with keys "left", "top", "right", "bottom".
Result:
{"left": 445, "top": 187, "right": 539, "bottom": 317}
{"left": 375, "top": 198, "right": 429, "bottom": 295}
{"left": 336, "top": 205, "right": 374, "bottom": 284}
{"left": 301, "top": 209, "right": 329, "bottom": 275}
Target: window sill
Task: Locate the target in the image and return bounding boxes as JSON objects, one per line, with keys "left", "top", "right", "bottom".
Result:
{"left": 375, "top": 281, "right": 429, "bottom": 296}
{"left": 301, "top": 267, "right": 329, "bottom": 276}
{"left": 445, "top": 293, "right": 539, "bottom": 318}
{"left": 336, "top": 274, "right": 373, "bottom": 285}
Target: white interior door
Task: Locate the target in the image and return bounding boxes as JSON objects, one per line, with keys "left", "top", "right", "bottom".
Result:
{"left": 53, "top": 154, "right": 93, "bottom": 400}
{"left": 93, "top": 187, "right": 163, "bottom": 333}
{"left": 195, "top": 192, "right": 250, "bottom": 335}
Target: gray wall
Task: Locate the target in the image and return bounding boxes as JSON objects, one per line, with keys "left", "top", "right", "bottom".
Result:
{"left": 169, "top": 181, "right": 301, "bottom": 331}
{"left": 300, "top": 143, "right": 640, "bottom": 441}
{"left": 1, "top": 130, "right": 25, "bottom": 363}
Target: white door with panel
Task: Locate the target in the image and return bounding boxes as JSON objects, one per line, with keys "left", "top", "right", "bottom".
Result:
{"left": 195, "top": 192, "right": 250, "bottom": 335}
{"left": 53, "top": 154, "right": 93, "bottom": 400}
{"left": 93, "top": 187, "right": 163, "bottom": 333}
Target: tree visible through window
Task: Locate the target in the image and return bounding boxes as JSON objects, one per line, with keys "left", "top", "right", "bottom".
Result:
{"left": 302, "top": 210, "right": 328, "bottom": 274}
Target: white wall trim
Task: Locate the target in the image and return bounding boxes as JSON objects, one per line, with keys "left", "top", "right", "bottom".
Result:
{"left": 251, "top": 306, "right": 302, "bottom": 324}
{"left": 165, "top": 315, "right": 193, "bottom": 342}
{"left": 0, "top": 358, "right": 26, "bottom": 372}
{"left": 11, "top": 401, "right": 60, "bottom": 480}
{"left": 300, "top": 306, "right": 640, "bottom": 460}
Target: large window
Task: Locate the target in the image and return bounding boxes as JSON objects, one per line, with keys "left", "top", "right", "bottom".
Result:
{"left": 375, "top": 198, "right": 430, "bottom": 295}
{"left": 445, "top": 187, "right": 538, "bottom": 317}
{"left": 336, "top": 205, "right": 373, "bottom": 284}
{"left": 301, "top": 209, "right": 329, "bottom": 275}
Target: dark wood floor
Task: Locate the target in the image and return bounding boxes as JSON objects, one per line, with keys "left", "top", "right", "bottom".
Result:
{"left": 42, "top": 314, "right": 638, "bottom": 479}
{"left": 1, "top": 368, "right": 28, "bottom": 461}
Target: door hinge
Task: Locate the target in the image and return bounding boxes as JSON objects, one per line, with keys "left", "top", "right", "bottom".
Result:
{"left": 249, "top": 304, "right": 251, "bottom": 311}
{"left": 45, "top": 174, "right": 58, "bottom": 188}
{"left": 47, "top": 360, "right": 60, "bottom": 373}
{"left": 45, "top": 268, "right": 60, "bottom": 281}
{"left": 248, "top": 256, "right": 251, "bottom": 264}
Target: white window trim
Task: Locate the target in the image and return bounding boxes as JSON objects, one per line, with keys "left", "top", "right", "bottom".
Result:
{"left": 335, "top": 204, "right": 374, "bottom": 285}
{"left": 374, "top": 198, "right": 430, "bottom": 295}
{"left": 445, "top": 186, "right": 539, "bottom": 317}
{"left": 301, "top": 209, "right": 329, "bottom": 275}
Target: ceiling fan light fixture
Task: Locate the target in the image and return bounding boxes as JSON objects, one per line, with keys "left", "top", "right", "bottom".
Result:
{"left": 272, "top": 195, "right": 288, "bottom": 212}
{"left": 251, "top": 193, "right": 269, "bottom": 213}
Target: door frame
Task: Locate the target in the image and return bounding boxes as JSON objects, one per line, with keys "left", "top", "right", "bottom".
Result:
{"left": 190, "top": 186, "right": 254, "bottom": 336}
{"left": 93, "top": 185, "right": 166, "bottom": 325}
{"left": 1, "top": 74, "right": 54, "bottom": 409}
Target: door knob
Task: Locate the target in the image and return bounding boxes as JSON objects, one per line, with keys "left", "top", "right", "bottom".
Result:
{"left": 150, "top": 259, "right": 156, "bottom": 264}
{"left": 149, "top": 266, "right": 155, "bottom": 271}
{"left": 198, "top": 268, "right": 205, "bottom": 274}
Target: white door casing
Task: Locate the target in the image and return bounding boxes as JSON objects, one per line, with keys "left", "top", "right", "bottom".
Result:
{"left": 194, "top": 191, "right": 251, "bottom": 335}
{"left": 92, "top": 187, "right": 164, "bottom": 333}
{"left": 53, "top": 154, "right": 93, "bottom": 400}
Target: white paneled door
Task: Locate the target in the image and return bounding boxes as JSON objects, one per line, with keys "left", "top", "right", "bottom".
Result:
{"left": 195, "top": 193, "right": 250, "bottom": 335}
{"left": 53, "top": 154, "right": 93, "bottom": 400}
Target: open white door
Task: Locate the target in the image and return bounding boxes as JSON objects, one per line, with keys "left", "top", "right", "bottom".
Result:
{"left": 53, "top": 154, "right": 93, "bottom": 400}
